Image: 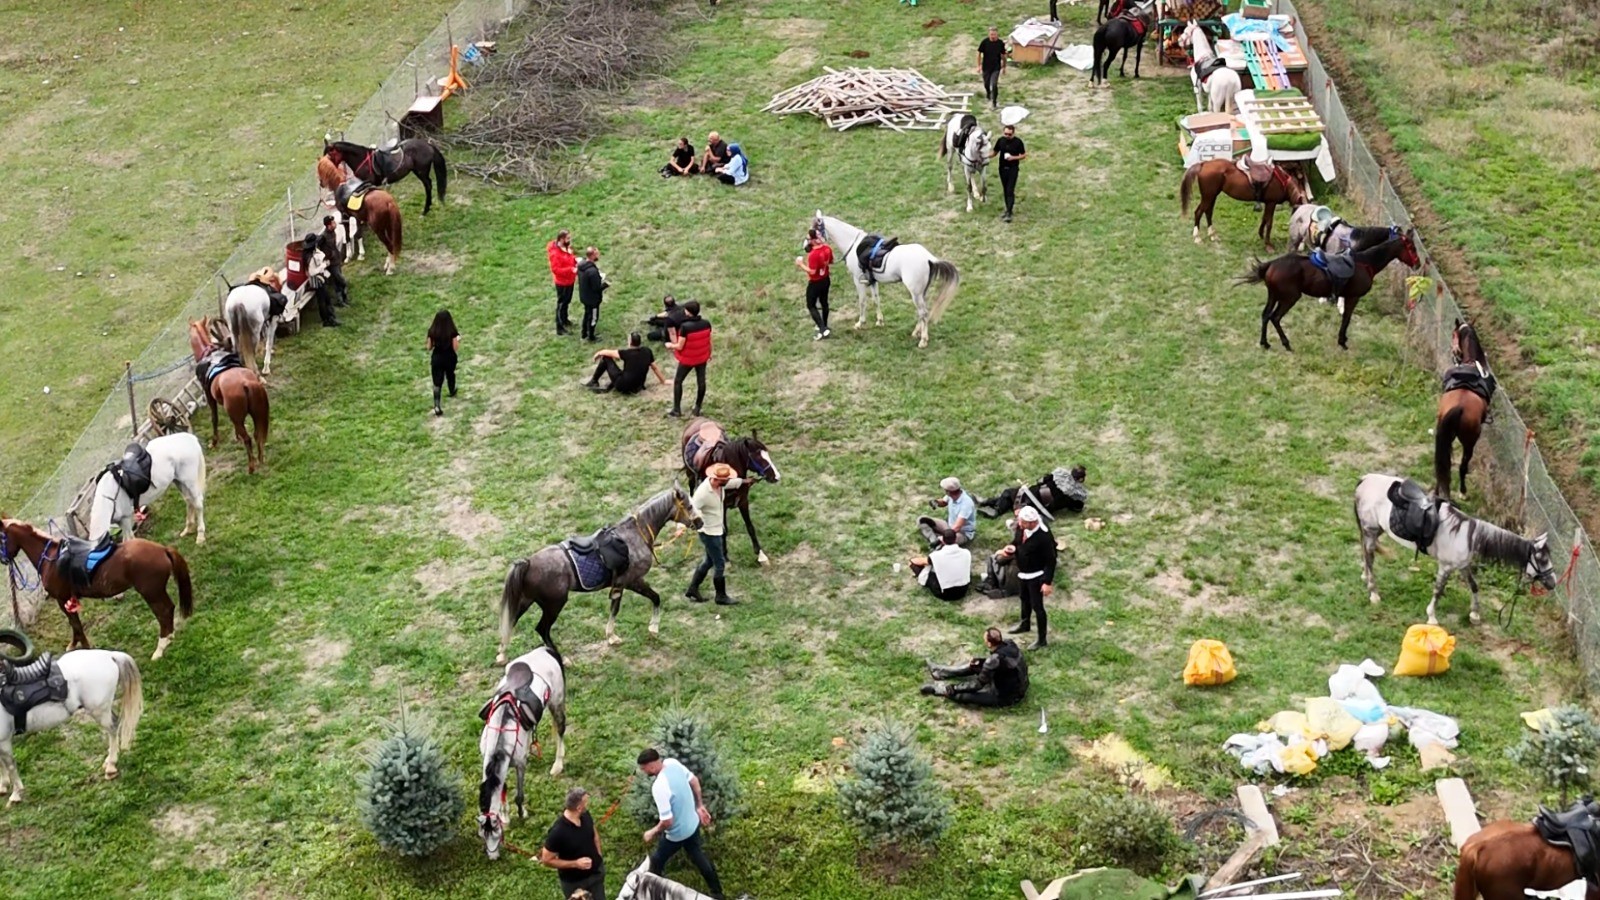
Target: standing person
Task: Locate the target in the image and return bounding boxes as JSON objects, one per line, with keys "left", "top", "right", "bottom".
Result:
{"left": 977, "top": 27, "right": 1007, "bottom": 110}
{"left": 686, "top": 463, "right": 743, "bottom": 606}
{"left": 547, "top": 229, "right": 579, "bottom": 335}
{"left": 665, "top": 300, "right": 711, "bottom": 418}
{"left": 794, "top": 228, "right": 833, "bottom": 340}
{"left": 576, "top": 246, "right": 608, "bottom": 342}
{"left": 540, "top": 787, "right": 606, "bottom": 900}
{"left": 316, "top": 215, "right": 350, "bottom": 309}
{"left": 991, "top": 124, "right": 1028, "bottom": 223}
{"left": 917, "top": 476, "right": 977, "bottom": 547}
{"left": 426, "top": 309, "right": 460, "bottom": 417}
{"left": 586, "top": 332, "right": 666, "bottom": 395}
{"left": 638, "top": 748, "right": 725, "bottom": 900}
{"left": 997, "top": 506, "right": 1056, "bottom": 649}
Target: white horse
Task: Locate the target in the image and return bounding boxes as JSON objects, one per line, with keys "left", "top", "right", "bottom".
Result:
{"left": 1183, "top": 21, "right": 1240, "bottom": 114}
{"left": 88, "top": 432, "right": 207, "bottom": 545}
{"left": 223, "top": 252, "right": 329, "bottom": 375}
{"left": 1354, "top": 474, "right": 1558, "bottom": 625}
{"left": 616, "top": 857, "right": 733, "bottom": 900}
{"left": 476, "top": 648, "right": 568, "bottom": 860}
{"left": 0, "top": 649, "right": 143, "bottom": 805}
{"left": 812, "top": 211, "right": 961, "bottom": 349}
{"left": 939, "top": 114, "right": 990, "bottom": 213}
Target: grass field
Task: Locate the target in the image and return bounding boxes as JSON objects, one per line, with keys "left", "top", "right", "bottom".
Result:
{"left": 3, "top": 1, "right": 1587, "bottom": 898}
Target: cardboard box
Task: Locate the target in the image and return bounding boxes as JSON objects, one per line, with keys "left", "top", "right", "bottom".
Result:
{"left": 1241, "top": 0, "right": 1271, "bottom": 19}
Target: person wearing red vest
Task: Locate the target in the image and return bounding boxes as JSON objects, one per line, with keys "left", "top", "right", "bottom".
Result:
{"left": 546, "top": 229, "right": 578, "bottom": 335}
{"left": 666, "top": 300, "right": 712, "bottom": 418}
{"left": 794, "top": 228, "right": 834, "bottom": 340}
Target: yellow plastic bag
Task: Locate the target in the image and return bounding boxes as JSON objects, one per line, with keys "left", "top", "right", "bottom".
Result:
{"left": 1305, "top": 697, "right": 1363, "bottom": 751}
{"left": 1522, "top": 708, "right": 1557, "bottom": 732}
{"left": 1183, "top": 639, "right": 1237, "bottom": 686}
{"left": 1278, "top": 741, "right": 1318, "bottom": 775}
{"left": 1260, "top": 710, "right": 1310, "bottom": 738}
{"left": 1395, "top": 624, "right": 1456, "bottom": 676}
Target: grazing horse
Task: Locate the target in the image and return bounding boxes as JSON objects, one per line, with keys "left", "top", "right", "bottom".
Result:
{"left": 476, "top": 647, "right": 567, "bottom": 860}
{"left": 680, "top": 417, "right": 782, "bottom": 565}
{"left": 1, "top": 518, "right": 194, "bottom": 660}
{"left": 1092, "top": 0, "right": 1157, "bottom": 85}
{"left": 1182, "top": 20, "right": 1240, "bottom": 114}
{"left": 495, "top": 487, "right": 702, "bottom": 662}
{"left": 316, "top": 157, "right": 402, "bottom": 275}
{"left": 1287, "top": 205, "right": 1399, "bottom": 255}
{"left": 1238, "top": 230, "right": 1420, "bottom": 352}
{"left": 811, "top": 211, "right": 961, "bottom": 348}
{"left": 189, "top": 318, "right": 270, "bottom": 473}
{"left": 939, "top": 114, "right": 990, "bottom": 213}
{"left": 1455, "top": 819, "right": 1599, "bottom": 900}
{"left": 87, "top": 432, "right": 207, "bottom": 545}
{"left": 0, "top": 649, "right": 143, "bottom": 805}
{"left": 325, "top": 137, "right": 448, "bottom": 215}
{"left": 1437, "top": 320, "right": 1493, "bottom": 501}
{"left": 1181, "top": 157, "right": 1306, "bottom": 247}
{"left": 1353, "top": 474, "right": 1556, "bottom": 625}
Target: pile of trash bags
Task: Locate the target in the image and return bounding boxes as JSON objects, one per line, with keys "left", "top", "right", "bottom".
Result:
{"left": 1223, "top": 660, "right": 1461, "bottom": 776}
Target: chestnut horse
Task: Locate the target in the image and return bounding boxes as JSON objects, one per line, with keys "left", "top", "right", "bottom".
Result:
{"left": 0, "top": 518, "right": 193, "bottom": 660}
{"left": 317, "top": 155, "right": 403, "bottom": 275}
{"left": 1180, "top": 157, "right": 1306, "bottom": 248}
{"left": 1437, "top": 319, "right": 1491, "bottom": 500}
{"left": 189, "top": 318, "right": 270, "bottom": 473}
{"left": 1455, "top": 820, "right": 1597, "bottom": 900}
{"left": 1237, "top": 229, "right": 1420, "bottom": 352}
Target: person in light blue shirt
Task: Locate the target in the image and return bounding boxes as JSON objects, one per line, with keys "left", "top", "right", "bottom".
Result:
{"left": 917, "top": 476, "right": 977, "bottom": 548}
{"left": 639, "top": 748, "right": 725, "bottom": 898}
{"left": 714, "top": 144, "right": 749, "bottom": 186}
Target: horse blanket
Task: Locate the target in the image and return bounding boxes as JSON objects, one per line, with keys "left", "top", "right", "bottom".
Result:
{"left": 561, "top": 529, "right": 631, "bottom": 591}
{"left": 196, "top": 349, "right": 245, "bottom": 397}
{"left": 1385, "top": 478, "right": 1439, "bottom": 556}
{"left": 0, "top": 652, "right": 67, "bottom": 735}
{"left": 107, "top": 442, "right": 154, "bottom": 509}
{"left": 1441, "top": 364, "right": 1496, "bottom": 405}
{"left": 1309, "top": 249, "right": 1357, "bottom": 298}
{"left": 1534, "top": 799, "right": 1600, "bottom": 888}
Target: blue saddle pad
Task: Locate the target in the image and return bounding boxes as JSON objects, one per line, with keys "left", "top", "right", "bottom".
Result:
{"left": 564, "top": 547, "right": 609, "bottom": 592}
{"left": 1309, "top": 249, "right": 1327, "bottom": 269}
{"left": 86, "top": 546, "right": 113, "bottom": 573}
{"left": 683, "top": 433, "right": 706, "bottom": 471}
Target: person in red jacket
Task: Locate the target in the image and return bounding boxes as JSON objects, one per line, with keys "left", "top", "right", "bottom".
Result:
{"left": 793, "top": 228, "right": 833, "bottom": 340}
{"left": 546, "top": 229, "right": 578, "bottom": 335}
{"left": 665, "top": 300, "right": 712, "bottom": 418}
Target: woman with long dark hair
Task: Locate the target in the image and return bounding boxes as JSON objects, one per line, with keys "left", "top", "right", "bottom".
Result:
{"left": 426, "top": 309, "right": 461, "bottom": 416}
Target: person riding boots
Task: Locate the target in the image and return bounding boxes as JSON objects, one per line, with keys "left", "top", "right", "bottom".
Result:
{"left": 687, "top": 463, "right": 743, "bottom": 606}
{"left": 921, "top": 627, "right": 1029, "bottom": 707}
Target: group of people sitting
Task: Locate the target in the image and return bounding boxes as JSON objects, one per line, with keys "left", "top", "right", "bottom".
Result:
{"left": 660, "top": 131, "right": 749, "bottom": 186}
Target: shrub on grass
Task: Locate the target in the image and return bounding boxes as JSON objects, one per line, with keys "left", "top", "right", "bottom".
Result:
{"left": 837, "top": 722, "right": 950, "bottom": 848}
{"left": 359, "top": 715, "right": 463, "bottom": 857}
{"left": 1065, "top": 788, "right": 1189, "bottom": 877}
{"left": 1508, "top": 705, "right": 1600, "bottom": 806}
{"left": 626, "top": 706, "right": 744, "bottom": 829}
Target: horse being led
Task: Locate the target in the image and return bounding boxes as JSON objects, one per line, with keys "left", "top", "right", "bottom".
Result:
{"left": 812, "top": 211, "right": 961, "bottom": 348}
{"left": 1, "top": 517, "right": 194, "bottom": 660}
{"left": 1237, "top": 229, "right": 1419, "bottom": 352}
{"left": 325, "top": 137, "right": 448, "bottom": 215}
{"left": 189, "top": 318, "right": 270, "bottom": 473}
{"left": 1287, "top": 205, "right": 1399, "bottom": 255}
{"left": 1182, "top": 20, "right": 1240, "bottom": 114}
{"left": 495, "top": 487, "right": 702, "bottom": 662}
{"left": 0, "top": 648, "right": 143, "bottom": 805}
{"left": 1353, "top": 473, "right": 1556, "bottom": 625}
{"left": 1181, "top": 157, "right": 1306, "bottom": 247}
{"left": 316, "top": 156, "right": 402, "bottom": 275}
{"left": 87, "top": 432, "right": 207, "bottom": 545}
{"left": 1436, "top": 319, "right": 1495, "bottom": 501}
{"left": 680, "top": 417, "right": 781, "bottom": 565}
{"left": 1092, "top": 0, "right": 1157, "bottom": 85}
{"left": 477, "top": 647, "right": 567, "bottom": 860}
{"left": 939, "top": 114, "right": 990, "bottom": 213}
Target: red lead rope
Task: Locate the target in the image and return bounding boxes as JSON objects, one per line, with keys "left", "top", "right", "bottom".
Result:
{"left": 1532, "top": 540, "right": 1583, "bottom": 599}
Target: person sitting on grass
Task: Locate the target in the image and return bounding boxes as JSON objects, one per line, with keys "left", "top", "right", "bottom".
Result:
{"left": 646, "top": 295, "right": 689, "bottom": 343}
{"left": 714, "top": 144, "right": 749, "bottom": 187}
{"left": 976, "top": 464, "right": 1089, "bottom": 519}
{"left": 586, "top": 332, "right": 666, "bottom": 395}
{"left": 917, "top": 476, "right": 977, "bottom": 548}
{"left": 921, "top": 626, "right": 1029, "bottom": 707}
{"left": 909, "top": 531, "right": 972, "bottom": 602}
{"left": 701, "top": 131, "right": 732, "bottom": 174}
{"left": 661, "top": 137, "right": 699, "bottom": 178}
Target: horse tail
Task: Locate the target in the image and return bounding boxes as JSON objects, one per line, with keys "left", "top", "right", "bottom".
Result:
{"left": 498, "top": 559, "right": 528, "bottom": 649}
{"left": 432, "top": 148, "right": 448, "bottom": 201}
{"left": 167, "top": 547, "right": 194, "bottom": 618}
{"left": 192, "top": 438, "right": 209, "bottom": 498}
{"left": 1436, "top": 404, "right": 1465, "bottom": 496}
{"left": 250, "top": 380, "right": 270, "bottom": 448}
{"left": 927, "top": 259, "right": 960, "bottom": 323}
{"left": 226, "top": 299, "right": 258, "bottom": 372}
{"left": 111, "top": 651, "right": 144, "bottom": 751}
{"left": 1180, "top": 163, "right": 1200, "bottom": 215}
{"left": 1235, "top": 256, "right": 1271, "bottom": 286}
{"left": 937, "top": 133, "right": 948, "bottom": 158}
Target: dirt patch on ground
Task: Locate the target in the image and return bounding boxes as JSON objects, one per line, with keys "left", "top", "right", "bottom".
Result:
{"left": 407, "top": 249, "right": 463, "bottom": 275}
{"left": 413, "top": 557, "right": 477, "bottom": 599}
{"left": 300, "top": 636, "right": 348, "bottom": 677}
{"left": 765, "top": 18, "right": 826, "bottom": 41}
{"left": 152, "top": 804, "right": 217, "bottom": 840}
{"left": 773, "top": 46, "right": 820, "bottom": 71}
{"left": 437, "top": 495, "right": 505, "bottom": 543}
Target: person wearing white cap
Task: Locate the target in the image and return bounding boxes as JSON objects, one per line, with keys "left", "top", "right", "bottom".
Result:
{"left": 995, "top": 505, "right": 1056, "bottom": 649}
{"left": 918, "top": 476, "right": 977, "bottom": 548}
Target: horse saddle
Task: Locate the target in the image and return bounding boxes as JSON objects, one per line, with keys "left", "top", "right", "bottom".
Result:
{"left": 0, "top": 652, "right": 67, "bottom": 735}
{"left": 1386, "top": 478, "right": 1440, "bottom": 555}
{"left": 857, "top": 235, "right": 898, "bottom": 280}
{"left": 1535, "top": 799, "right": 1600, "bottom": 887}
{"left": 57, "top": 534, "right": 117, "bottom": 591}
{"left": 196, "top": 349, "right": 245, "bottom": 396}
{"left": 952, "top": 114, "right": 977, "bottom": 153}
{"left": 684, "top": 425, "right": 725, "bottom": 473}
{"left": 108, "top": 442, "right": 154, "bottom": 510}
{"left": 561, "top": 528, "right": 631, "bottom": 592}
{"left": 1441, "top": 364, "right": 1496, "bottom": 404}
{"left": 1309, "top": 249, "right": 1357, "bottom": 297}
{"left": 1117, "top": 10, "right": 1149, "bottom": 37}
{"left": 1195, "top": 57, "right": 1229, "bottom": 83}
{"left": 368, "top": 145, "right": 404, "bottom": 181}
{"left": 249, "top": 279, "right": 289, "bottom": 318}
{"left": 335, "top": 178, "right": 371, "bottom": 212}
{"left": 476, "top": 661, "right": 550, "bottom": 729}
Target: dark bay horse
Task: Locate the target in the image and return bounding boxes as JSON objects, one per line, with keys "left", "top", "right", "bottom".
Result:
{"left": 680, "top": 417, "right": 782, "bottom": 565}
{"left": 324, "top": 138, "right": 448, "bottom": 215}
{"left": 316, "top": 157, "right": 403, "bottom": 275}
{"left": 1238, "top": 229, "right": 1420, "bottom": 352}
{"left": 1, "top": 518, "right": 193, "bottom": 660}
{"left": 495, "top": 487, "right": 702, "bottom": 662}
{"left": 1181, "top": 157, "right": 1306, "bottom": 247}
{"left": 1455, "top": 819, "right": 1600, "bottom": 900}
{"left": 1437, "top": 320, "right": 1491, "bottom": 500}
{"left": 1092, "top": 0, "right": 1156, "bottom": 84}
{"left": 189, "top": 318, "right": 270, "bottom": 473}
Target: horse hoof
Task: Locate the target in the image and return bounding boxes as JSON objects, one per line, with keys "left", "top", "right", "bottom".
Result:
{"left": 648, "top": 624, "right": 660, "bottom": 636}
{"left": 104, "top": 765, "right": 120, "bottom": 780}
{"left": 7, "top": 795, "right": 20, "bottom": 807}
{"left": 1369, "top": 592, "right": 1380, "bottom": 605}
{"left": 1193, "top": 237, "right": 1203, "bottom": 246}
{"left": 1427, "top": 615, "right": 1439, "bottom": 626}
{"left": 550, "top": 763, "right": 565, "bottom": 777}
{"left": 606, "top": 635, "right": 623, "bottom": 646}
{"left": 757, "top": 551, "right": 770, "bottom": 566}
{"left": 854, "top": 320, "right": 864, "bottom": 330}
{"left": 494, "top": 652, "right": 507, "bottom": 666}
{"left": 1469, "top": 611, "right": 1483, "bottom": 626}
{"left": 196, "top": 533, "right": 206, "bottom": 546}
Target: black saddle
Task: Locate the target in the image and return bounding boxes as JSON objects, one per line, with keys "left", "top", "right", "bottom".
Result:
{"left": 952, "top": 114, "right": 977, "bottom": 153}
{"left": 0, "top": 652, "right": 68, "bottom": 735}
{"left": 1195, "top": 57, "right": 1229, "bottom": 84}
{"left": 371, "top": 145, "right": 404, "bottom": 181}
{"left": 1309, "top": 249, "right": 1357, "bottom": 298}
{"left": 477, "top": 661, "right": 548, "bottom": 729}
{"left": 1441, "top": 364, "right": 1496, "bottom": 405}
{"left": 561, "top": 528, "right": 631, "bottom": 591}
{"left": 857, "top": 234, "right": 899, "bottom": 282}
{"left": 105, "top": 442, "right": 154, "bottom": 510}
{"left": 196, "top": 349, "right": 245, "bottom": 396}
{"left": 58, "top": 534, "right": 117, "bottom": 592}
{"left": 1535, "top": 799, "right": 1600, "bottom": 887}
{"left": 334, "top": 178, "right": 372, "bottom": 214}
{"left": 1386, "top": 478, "right": 1440, "bottom": 555}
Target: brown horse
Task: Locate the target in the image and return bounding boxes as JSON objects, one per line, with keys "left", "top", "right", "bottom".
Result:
{"left": 1455, "top": 820, "right": 1598, "bottom": 900}
{"left": 1437, "top": 319, "right": 1491, "bottom": 500}
{"left": 317, "top": 155, "right": 402, "bottom": 275}
{"left": 679, "top": 417, "right": 782, "bottom": 565}
{"left": 1180, "top": 158, "right": 1306, "bottom": 248}
{"left": 189, "top": 318, "right": 270, "bottom": 473}
{"left": 1237, "top": 229, "right": 1420, "bottom": 352}
{"left": 0, "top": 518, "right": 193, "bottom": 660}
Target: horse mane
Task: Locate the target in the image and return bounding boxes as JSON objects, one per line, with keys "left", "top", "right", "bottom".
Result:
{"left": 1352, "top": 235, "right": 1404, "bottom": 267}
{"left": 479, "top": 748, "right": 507, "bottom": 814}
{"left": 1456, "top": 509, "right": 1533, "bottom": 568}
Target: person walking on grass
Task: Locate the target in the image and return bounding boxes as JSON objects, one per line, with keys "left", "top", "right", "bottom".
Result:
{"left": 540, "top": 787, "right": 606, "bottom": 900}
{"left": 686, "top": 462, "right": 742, "bottom": 606}
{"left": 576, "top": 246, "right": 608, "bottom": 342}
{"left": 977, "top": 26, "right": 1007, "bottom": 110}
{"left": 548, "top": 229, "right": 578, "bottom": 335}
{"left": 586, "top": 332, "right": 666, "bottom": 395}
{"left": 638, "top": 748, "right": 726, "bottom": 900}
{"left": 666, "top": 300, "right": 711, "bottom": 418}
{"left": 997, "top": 505, "right": 1056, "bottom": 649}
{"left": 794, "top": 228, "right": 833, "bottom": 340}
{"left": 426, "top": 309, "right": 460, "bottom": 416}
{"left": 991, "top": 123, "right": 1028, "bottom": 222}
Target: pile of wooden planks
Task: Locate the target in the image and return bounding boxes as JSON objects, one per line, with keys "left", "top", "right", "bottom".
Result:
{"left": 764, "top": 66, "right": 971, "bottom": 132}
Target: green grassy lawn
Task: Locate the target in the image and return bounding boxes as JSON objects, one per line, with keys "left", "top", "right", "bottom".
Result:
{"left": 2, "top": 1, "right": 1584, "bottom": 898}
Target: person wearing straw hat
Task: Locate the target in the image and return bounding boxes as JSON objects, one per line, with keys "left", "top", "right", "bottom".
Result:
{"left": 918, "top": 476, "right": 977, "bottom": 548}
{"left": 687, "top": 462, "right": 744, "bottom": 606}
{"left": 995, "top": 505, "right": 1056, "bottom": 649}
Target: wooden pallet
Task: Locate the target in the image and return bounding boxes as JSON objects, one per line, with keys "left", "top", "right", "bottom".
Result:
{"left": 1238, "top": 93, "right": 1326, "bottom": 134}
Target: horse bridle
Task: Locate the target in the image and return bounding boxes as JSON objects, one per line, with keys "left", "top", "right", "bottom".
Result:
{"left": 634, "top": 489, "right": 697, "bottom": 560}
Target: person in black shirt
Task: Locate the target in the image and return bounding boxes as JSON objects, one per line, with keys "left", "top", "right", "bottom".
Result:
{"left": 922, "top": 627, "right": 1030, "bottom": 707}
{"left": 576, "top": 246, "right": 608, "bottom": 342}
{"left": 540, "top": 787, "right": 606, "bottom": 900}
{"left": 700, "top": 131, "right": 732, "bottom": 175}
{"left": 425, "top": 309, "right": 460, "bottom": 416}
{"left": 646, "top": 294, "right": 689, "bottom": 342}
{"left": 996, "top": 505, "right": 1057, "bottom": 649}
{"left": 587, "top": 332, "right": 666, "bottom": 395}
{"left": 990, "top": 124, "right": 1028, "bottom": 222}
{"left": 976, "top": 27, "right": 1007, "bottom": 110}
{"left": 661, "top": 137, "right": 699, "bottom": 178}
{"left": 315, "top": 215, "right": 350, "bottom": 310}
